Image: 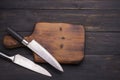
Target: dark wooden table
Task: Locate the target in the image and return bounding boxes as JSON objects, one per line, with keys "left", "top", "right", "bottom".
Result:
{"left": 0, "top": 0, "right": 120, "bottom": 80}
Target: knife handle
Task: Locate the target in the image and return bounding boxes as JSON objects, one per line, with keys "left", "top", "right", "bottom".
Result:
{"left": 7, "top": 27, "right": 23, "bottom": 42}
{"left": 0, "top": 52, "right": 14, "bottom": 61}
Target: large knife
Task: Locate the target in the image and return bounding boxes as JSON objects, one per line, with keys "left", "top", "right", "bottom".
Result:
{"left": 7, "top": 27, "right": 63, "bottom": 72}
{"left": 0, "top": 52, "right": 51, "bottom": 77}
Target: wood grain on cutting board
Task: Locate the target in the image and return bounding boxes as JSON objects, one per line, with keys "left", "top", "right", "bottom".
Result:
{"left": 4, "top": 22, "right": 85, "bottom": 64}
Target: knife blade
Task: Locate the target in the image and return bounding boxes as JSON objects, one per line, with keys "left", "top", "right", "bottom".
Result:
{"left": 0, "top": 52, "right": 52, "bottom": 77}
{"left": 7, "top": 27, "right": 63, "bottom": 72}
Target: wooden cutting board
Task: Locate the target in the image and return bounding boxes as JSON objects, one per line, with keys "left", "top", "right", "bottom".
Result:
{"left": 3, "top": 22, "right": 85, "bottom": 64}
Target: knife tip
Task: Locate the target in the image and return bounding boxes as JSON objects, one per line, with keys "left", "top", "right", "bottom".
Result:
{"left": 42, "top": 70, "right": 52, "bottom": 77}
{"left": 57, "top": 65, "right": 64, "bottom": 72}
{"left": 60, "top": 67, "right": 64, "bottom": 72}
{"left": 47, "top": 73, "right": 52, "bottom": 77}
{"left": 40, "top": 71, "right": 52, "bottom": 77}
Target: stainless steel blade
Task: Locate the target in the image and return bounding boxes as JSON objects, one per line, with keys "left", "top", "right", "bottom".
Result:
{"left": 27, "top": 40, "right": 63, "bottom": 72}
{"left": 0, "top": 52, "right": 51, "bottom": 77}
{"left": 13, "top": 54, "right": 52, "bottom": 77}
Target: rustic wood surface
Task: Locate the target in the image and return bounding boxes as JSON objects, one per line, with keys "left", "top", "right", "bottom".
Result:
{"left": 0, "top": 0, "right": 120, "bottom": 80}
{"left": 3, "top": 22, "right": 85, "bottom": 64}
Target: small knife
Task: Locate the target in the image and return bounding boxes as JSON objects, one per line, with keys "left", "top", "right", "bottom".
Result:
{"left": 7, "top": 27, "right": 63, "bottom": 72}
{"left": 0, "top": 52, "right": 51, "bottom": 77}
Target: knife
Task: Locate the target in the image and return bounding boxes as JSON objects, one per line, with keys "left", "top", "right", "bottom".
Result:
{"left": 0, "top": 52, "right": 52, "bottom": 77}
{"left": 7, "top": 27, "right": 63, "bottom": 72}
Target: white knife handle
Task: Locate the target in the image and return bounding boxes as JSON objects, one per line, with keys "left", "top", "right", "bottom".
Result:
{"left": 0, "top": 52, "right": 14, "bottom": 61}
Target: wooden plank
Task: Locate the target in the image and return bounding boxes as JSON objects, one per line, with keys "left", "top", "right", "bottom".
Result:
{"left": 0, "top": 0, "right": 120, "bottom": 9}
{"left": 0, "top": 55, "right": 120, "bottom": 80}
{"left": 0, "top": 32, "right": 120, "bottom": 55}
{"left": 0, "top": 0, "right": 119, "bottom": 80}
{"left": 85, "top": 32, "right": 120, "bottom": 55}
{"left": 0, "top": 10, "right": 120, "bottom": 32}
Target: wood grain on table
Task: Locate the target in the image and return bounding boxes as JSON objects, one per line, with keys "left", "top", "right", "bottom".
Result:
{"left": 0, "top": 0, "right": 120, "bottom": 80}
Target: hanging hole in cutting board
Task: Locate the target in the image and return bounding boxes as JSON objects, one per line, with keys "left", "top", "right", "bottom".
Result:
{"left": 59, "top": 27, "right": 62, "bottom": 31}
{"left": 60, "top": 44, "right": 64, "bottom": 49}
